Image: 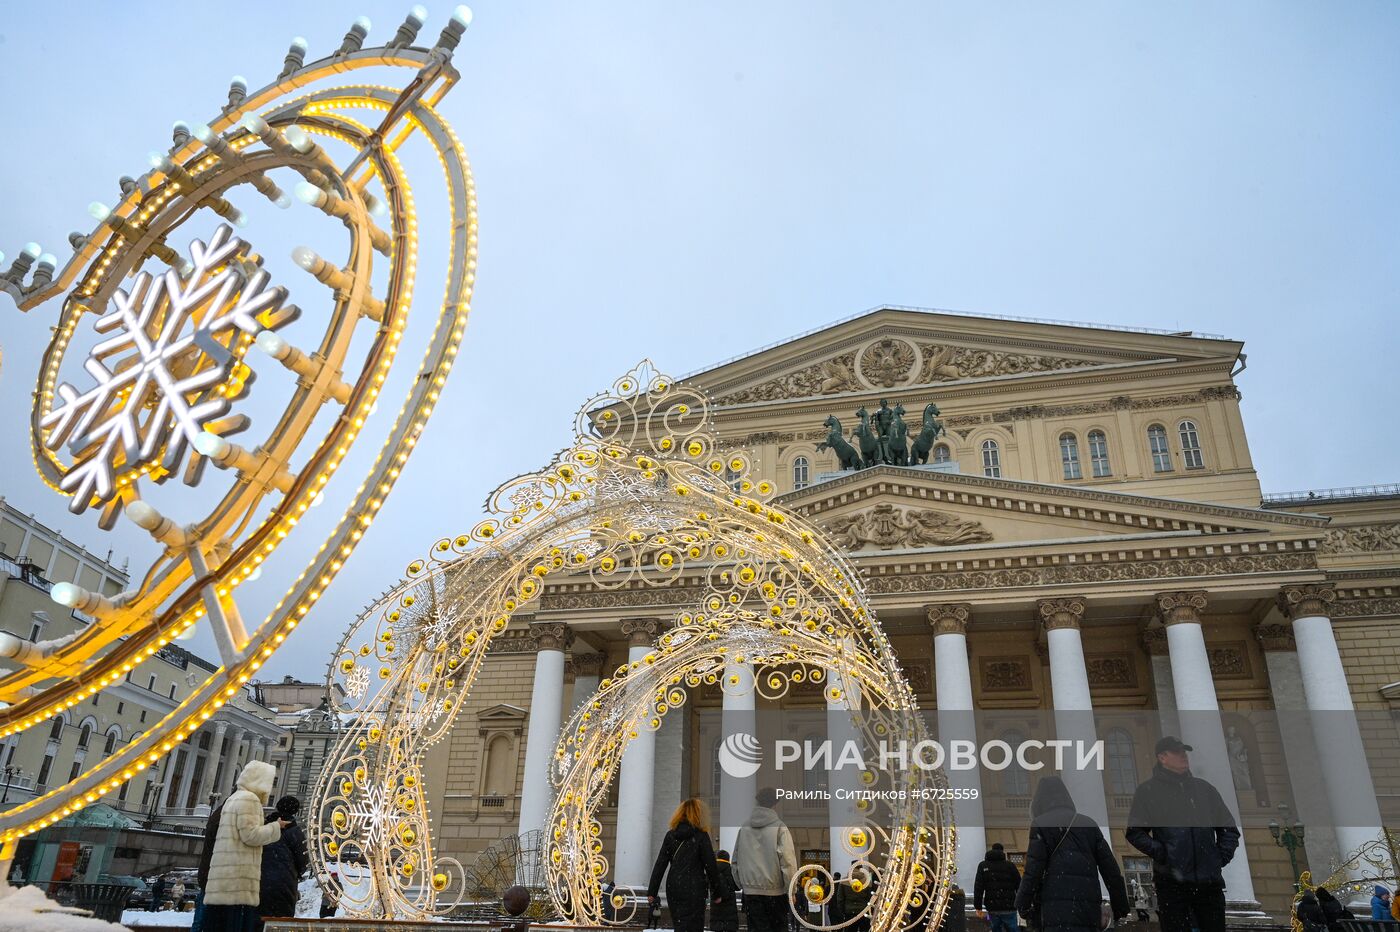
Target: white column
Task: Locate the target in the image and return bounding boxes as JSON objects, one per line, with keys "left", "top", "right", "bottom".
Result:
{"left": 174, "top": 738, "right": 199, "bottom": 812}
{"left": 614, "top": 619, "right": 660, "bottom": 889}
{"left": 1279, "top": 586, "right": 1385, "bottom": 872}
{"left": 1158, "top": 591, "right": 1257, "bottom": 909}
{"left": 1143, "top": 629, "right": 1181, "bottom": 738}
{"left": 569, "top": 652, "right": 604, "bottom": 716}
{"left": 193, "top": 721, "right": 229, "bottom": 816}
{"left": 217, "top": 727, "right": 244, "bottom": 799}
{"left": 1039, "top": 600, "right": 1111, "bottom": 836}
{"left": 827, "top": 643, "right": 863, "bottom": 879}
{"left": 719, "top": 661, "right": 757, "bottom": 855}
{"left": 929, "top": 604, "right": 985, "bottom": 891}
{"left": 1256, "top": 620, "right": 1342, "bottom": 877}
{"left": 518, "top": 624, "right": 571, "bottom": 839}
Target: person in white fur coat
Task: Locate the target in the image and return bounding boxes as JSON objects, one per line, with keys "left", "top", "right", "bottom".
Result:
{"left": 202, "top": 760, "right": 287, "bottom": 931}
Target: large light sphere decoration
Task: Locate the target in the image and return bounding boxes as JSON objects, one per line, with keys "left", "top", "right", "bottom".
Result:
{"left": 0, "top": 7, "right": 478, "bottom": 850}
{"left": 314, "top": 362, "right": 954, "bottom": 926}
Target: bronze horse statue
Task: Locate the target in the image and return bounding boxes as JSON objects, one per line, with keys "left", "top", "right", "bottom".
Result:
{"left": 911, "top": 402, "right": 945, "bottom": 464}
{"left": 854, "top": 406, "right": 881, "bottom": 468}
{"left": 887, "top": 403, "right": 910, "bottom": 466}
{"left": 818, "top": 415, "right": 863, "bottom": 471}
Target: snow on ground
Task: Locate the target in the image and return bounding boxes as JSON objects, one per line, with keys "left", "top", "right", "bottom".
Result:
{"left": 0, "top": 882, "right": 130, "bottom": 931}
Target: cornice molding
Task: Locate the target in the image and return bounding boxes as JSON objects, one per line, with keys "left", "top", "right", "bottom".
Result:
{"left": 775, "top": 463, "right": 1328, "bottom": 531}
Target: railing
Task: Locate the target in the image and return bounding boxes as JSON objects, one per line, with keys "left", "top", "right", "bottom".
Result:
{"left": 0, "top": 554, "right": 54, "bottom": 592}
{"left": 480, "top": 795, "right": 507, "bottom": 808}
{"left": 1262, "top": 484, "right": 1400, "bottom": 506}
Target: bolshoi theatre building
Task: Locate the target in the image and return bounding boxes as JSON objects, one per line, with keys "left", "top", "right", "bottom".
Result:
{"left": 421, "top": 307, "right": 1400, "bottom": 918}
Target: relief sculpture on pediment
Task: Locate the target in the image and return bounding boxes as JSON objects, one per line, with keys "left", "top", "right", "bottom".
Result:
{"left": 1318, "top": 523, "right": 1400, "bottom": 554}
{"left": 917, "top": 343, "right": 1098, "bottom": 382}
{"left": 821, "top": 504, "right": 992, "bottom": 550}
{"left": 716, "top": 351, "right": 860, "bottom": 404}
{"left": 858, "top": 337, "right": 919, "bottom": 388}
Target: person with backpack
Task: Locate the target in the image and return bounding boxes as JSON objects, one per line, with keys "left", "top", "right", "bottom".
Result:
{"left": 646, "top": 797, "right": 722, "bottom": 932}
{"left": 1015, "top": 776, "right": 1129, "bottom": 932}
{"left": 974, "top": 843, "right": 1022, "bottom": 932}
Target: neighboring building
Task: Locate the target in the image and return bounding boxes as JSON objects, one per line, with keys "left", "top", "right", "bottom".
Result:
{"left": 420, "top": 307, "right": 1400, "bottom": 919}
{"left": 0, "top": 498, "right": 285, "bottom": 882}
{"left": 256, "top": 676, "right": 348, "bottom": 804}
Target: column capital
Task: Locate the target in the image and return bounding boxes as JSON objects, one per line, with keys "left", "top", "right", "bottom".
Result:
{"left": 1255, "top": 621, "right": 1296, "bottom": 652}
{"left": 1156, "top": 590, "right": 1209, "bottom": 626}
{"left": 569, "top": 651, "right": 606, "bottom": 677}
{"left": 1277, "top": 584, "right": 1336, "bottom": 621}
{"left": 1037, "top": 597, "right": 1086, "bottom": 631}
{"left": 620, "top": 618, "right": 661, "bottom": 647}
{"left": 530, "top": 622, "right": 572, "bottom": 652}
{"left": 925, "top": 603, "right": 972, "bottom": 636}
{"left": 1141, "top": 625, "right": 1170, "bottom": 656}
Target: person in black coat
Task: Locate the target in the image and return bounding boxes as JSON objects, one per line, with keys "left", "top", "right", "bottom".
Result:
{"left": 975, "top": 843, "right": 1023, "bottom": 932}
{"left": 1125, "top": 737, "right": 1240, "bottom": 932}
{"left": 1296, "top": 891, "right": 1328, "bottom": 932}
{"left": 1314, "top": 888, "right": 1354, "bottom": 932}
{"left": 1015, "top": 776, "right": 1130, "bottom": 932}
{"left": 259, "top": 796, "right": 310, "bottom": 921}
{"left": 711, "top": 849, "right": 741, "bottom": 932}
{"left": 647, "top": 798, "right": 722, "bottom": 932}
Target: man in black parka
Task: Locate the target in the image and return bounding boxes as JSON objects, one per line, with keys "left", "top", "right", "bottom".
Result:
{"left": 1125, "top": 736, "right": 1240, "bottom": 932}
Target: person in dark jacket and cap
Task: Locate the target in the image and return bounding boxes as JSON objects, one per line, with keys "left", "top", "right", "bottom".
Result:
{"left": 975, "top": 843, "right": 1022, "bottom": 932}
{"left": 647, "top": 797, "right": 722, "bottom": 932}
{"left": 1015, "top": 776, "right": 1129, "bottom": 932}
{"left": 1125, "top": 737, "right": 1240, "bottom": 932}
{"left": 259, "top": 795, "right": 310, "bottom": 922}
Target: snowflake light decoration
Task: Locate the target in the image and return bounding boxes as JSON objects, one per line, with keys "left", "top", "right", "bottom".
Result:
{"left": 40, "top": 224, "right": 289, "bottom": 512}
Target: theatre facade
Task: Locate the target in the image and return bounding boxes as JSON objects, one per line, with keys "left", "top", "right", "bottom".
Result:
{"left": 421, "top": 307, "right": 1400, "bottom": 918}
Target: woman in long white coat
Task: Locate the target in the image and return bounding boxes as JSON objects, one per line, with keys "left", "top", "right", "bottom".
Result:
{"left": 202, "top": 760, "right": 286, "bottom": 931}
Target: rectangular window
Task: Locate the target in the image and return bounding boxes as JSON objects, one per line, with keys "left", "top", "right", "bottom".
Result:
{"left": 140, "top": 711, "right": 147, "bottom": 724}
{"left": 147, "top": 675, "right": 156, "bottom": 691}
{"left": 168, "top": 684, "right": 177, "bottom": 699}
{"left": 68, "top": 759, "right": 82, "bottom": 782}
{"left": 28, "top": 623, "right": 42, "bottom": 641}
{"left": 118, "top": 780, "right": 130, "bottom": 803}
{"left": 116, "top": 702, "right": 124, "bottom": 715}
{"left": 36, "top": 754, "right": 54, "bottom": 788}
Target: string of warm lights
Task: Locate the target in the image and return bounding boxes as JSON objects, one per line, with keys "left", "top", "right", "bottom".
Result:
{"left": 0, "top": 9, "right": 479, "bottom": 860}
{"left": 313, "top": 363, "right": 954, "bottom": 928}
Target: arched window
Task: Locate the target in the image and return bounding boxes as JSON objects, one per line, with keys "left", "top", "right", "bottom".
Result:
{"left": 1001, "top": 730, "right": 1029, "bottom": 797}
{"left": 981, "top": 440, "right": 1001, "bottom": 478}
{"left": 1178, "top": 420, "right": 1204, "bottom": 469}
{"left": 792, "top": 456, "right": 810, "bottom": 491}
{"left": 77, "top": 723, "right": 93, "bottom": 750}
{"left": 1147, "top": 424, "right": 1172, "bottom": 473}
{"left": 103, "top": 727, "right": 120, "bottom": 756}
{"left": 48, "top": 717, "right": 64, "bottom": 742}
{"left": 1105, "top": 729, "right": 1138, "bottom": 795}
{"left": 1088, "top": 430, "right": 1111, "bottom": 478}
{"left": 1059, "top": 433, "right": 1082, "bottom": 480}
{"left": 480, "top": 734, "right": 516, "bottom": 800}
{"left": 932, "top": 444, "right": 951, "bottom": 464}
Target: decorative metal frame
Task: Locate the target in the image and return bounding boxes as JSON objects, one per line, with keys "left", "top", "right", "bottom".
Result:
{"left": 314, "top": 362, "right": 954, "bottom": 927}
{"left": 1291, "top": 831, "right": 1400, "bottom": 932}
{"left": 0, "top": 9, "right": 477, "bottom": 853}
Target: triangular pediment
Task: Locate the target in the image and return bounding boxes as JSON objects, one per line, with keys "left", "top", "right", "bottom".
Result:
{"left": 478, "top": 703, "right": 527, "bottom": 724}
{"left": 775, "top": 464, "right": 1325, "bottom": 553}
{"left": 688, "top": 307, "right": 1242, "bottom": 407}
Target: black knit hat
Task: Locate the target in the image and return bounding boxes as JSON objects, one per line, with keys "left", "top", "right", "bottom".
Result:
{"left": 275, "top": 795, "right": 301, "bottom": 818}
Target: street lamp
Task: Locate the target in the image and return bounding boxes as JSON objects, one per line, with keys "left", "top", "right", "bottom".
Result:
{"left": 1269, "top": 802, "right": 1306, "bottom": 890}
{"left": 143, "top": 781, "right": 167, "bottom": 830}
{"left": 1, "top": 766, "right": 22, "bottom": 805}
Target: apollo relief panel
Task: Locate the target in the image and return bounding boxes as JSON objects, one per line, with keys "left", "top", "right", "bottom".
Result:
{"left": 821, "top": 504, "right": 993, "bottom": 550}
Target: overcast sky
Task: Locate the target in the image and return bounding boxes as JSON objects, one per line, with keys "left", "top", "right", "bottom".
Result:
{"left": 0, "top": 2, "right": 1396, "bottom": 680}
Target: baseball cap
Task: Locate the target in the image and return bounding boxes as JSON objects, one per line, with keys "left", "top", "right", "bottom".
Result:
{"left": 1154, "top": 736, "right": 1193, "bottom": 755}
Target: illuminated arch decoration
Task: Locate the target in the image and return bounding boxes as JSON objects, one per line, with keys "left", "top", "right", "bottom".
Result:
{"left": 314, "top": 362, "right": 954, "bottom": 927}
{"left": 0, "top": 8, "right": 478, "bottom": 851}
